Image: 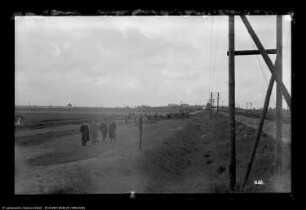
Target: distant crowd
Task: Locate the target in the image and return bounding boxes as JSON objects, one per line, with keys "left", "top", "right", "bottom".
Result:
{"left": 80, "top": 117, "right": 117, "bottom": 146}
{"left": 79, "top": 110, "right": 190, "bottom": 146}
{"left": 144, "top": 111, "right": 190, "bottom": 120}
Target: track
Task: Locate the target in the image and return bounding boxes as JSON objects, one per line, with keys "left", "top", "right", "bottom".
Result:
{"left": 218, "top": 109, "right": 291, "bottom": 124}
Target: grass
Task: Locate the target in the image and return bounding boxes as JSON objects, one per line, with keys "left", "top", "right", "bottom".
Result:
{"left": 208, "top": 181, "right": 229, "bottom": 193}
{"left": 47, "top": 166, "right": 93, "bottom": 194}
{"left": 15, "top": 106, "right": 195, "bottom": 146}
{"left": 142, "top": 110, "right": 287, "bottom": 193}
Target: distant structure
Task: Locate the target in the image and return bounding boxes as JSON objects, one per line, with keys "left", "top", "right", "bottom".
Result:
{"left": 67, "top": 103, "right": 73, "bottom": 108}
{"left": 181, "top": 103, "right": 190, "bottom": 107}
{"left": 138, "top": 105, "right": 150, "bottom": 108}
{"left": 168, "top": 103, "right": 190, "bottom": 107}
{"left": 168, "top": 103, "right": 180, "bottom": 107}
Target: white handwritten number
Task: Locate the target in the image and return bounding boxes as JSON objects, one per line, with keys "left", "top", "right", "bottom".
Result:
{"left": 254, "top": 180, "right": 264, "bottom": 185}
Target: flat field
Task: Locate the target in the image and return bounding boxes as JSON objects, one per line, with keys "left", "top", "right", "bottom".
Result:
{"left": 14, "top": 107, "right": 291, "bottom": 194}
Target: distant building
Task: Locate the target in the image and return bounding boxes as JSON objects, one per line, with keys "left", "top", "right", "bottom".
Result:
{"left": 138, "top": 105, "right": 150, "bottom": 108}
{"left": 168, "top": 103, "right": 190, "bottom": 107}
{"left": 67, "top": 103, "right": 73, "bottom": 108}
{"left": 168, "top": 103, "right": 179, "bottom": 107}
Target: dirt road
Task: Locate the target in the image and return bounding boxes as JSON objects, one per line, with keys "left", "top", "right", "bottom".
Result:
{"left": 15, "top": 119, "right": 188, "bottom": 194}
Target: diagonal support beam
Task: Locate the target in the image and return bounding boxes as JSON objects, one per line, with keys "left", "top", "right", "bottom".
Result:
{"left": 242, "top": 75, "right": 275, "bottom": 189}
{"left": 242, "top": 52, "right": 281, "bottom": 189}
{"left": 240, "top": 16, "right": 291, "bottom": 110}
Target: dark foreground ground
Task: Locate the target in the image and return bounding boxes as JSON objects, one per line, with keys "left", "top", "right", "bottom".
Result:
{"left": 15, "top": 109, "right": 291, "bottom": 194}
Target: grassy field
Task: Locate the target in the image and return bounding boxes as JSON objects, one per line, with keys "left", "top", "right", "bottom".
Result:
{"left": 14, "top": 107, "right": 291, "bottom": 194}
{"left": 142, "top": 111, "right": 290, "bottom": 193}
{"left": 15, "top": 106, "right": 191, "bottom": 144}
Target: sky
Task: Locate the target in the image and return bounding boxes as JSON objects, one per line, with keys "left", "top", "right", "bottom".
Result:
{"left": 15, "top": 15, "right": 291, "bottom": 108}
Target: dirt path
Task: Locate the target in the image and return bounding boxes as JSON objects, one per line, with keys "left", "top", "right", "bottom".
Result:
{"left": 15, "top": 119, "right": 188, "bottom": 194}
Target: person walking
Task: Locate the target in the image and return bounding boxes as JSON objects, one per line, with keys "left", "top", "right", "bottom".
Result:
{"left": 108, "top": 118, "right": 117, "bottom": 143}
{"left": 100, "top": 119, "right": 108, "bottom": 143}
{"left": 125, "top": 115, "right": 128, "bottom": 124}
{"left": 80, "top": 121, "right": 90, "bottom": 146}
{"left": 90, "top": 119, "right": 99, "bottom": 145}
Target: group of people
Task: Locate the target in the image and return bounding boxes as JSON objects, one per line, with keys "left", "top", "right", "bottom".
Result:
{"left": 80, "top": 118, "right": 117, "bottom": 146}
{"left": 144, "top": 111, "right": 190, "bottom": 120}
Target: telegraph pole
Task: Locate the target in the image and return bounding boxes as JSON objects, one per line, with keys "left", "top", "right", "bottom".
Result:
{"left": 210, "top": 92, "right": 212, "bottom": 119}
{"left": 228, "top": 15, "right": 236, "bottom": 191}
{"left": 212, "top": 98, "right": 215, "bottom": 117}
{"left": 225, "top": 15, "right": 292, "bottom": 190}
{"left": 222, "top": 100, "right": 224, "bottom": 111}
{"left": 276, "top": 15, "right": 283, "bottom": 176}
{"left": 217, "top": 92, "right": 220, "bottom": 117}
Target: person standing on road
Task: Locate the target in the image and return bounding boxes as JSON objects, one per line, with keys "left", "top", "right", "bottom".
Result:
{"left": 80, "top": 121, "right": 90, "bottom": 146}
{"left": 125, "top": 115, "right": 128, "bottom": 124}
{"left": 90, "top": 119, "right": 99, "bottom": 145}
{"left": 100, "top": 119, "right": 108, "bottom": 142}
{"left": 108, "top": 117, "right": 117, "bottom": 143}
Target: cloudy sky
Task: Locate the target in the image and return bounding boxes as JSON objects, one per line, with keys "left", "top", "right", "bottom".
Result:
{"left": 15, "top": 15, "right": 291, "bottom": 108}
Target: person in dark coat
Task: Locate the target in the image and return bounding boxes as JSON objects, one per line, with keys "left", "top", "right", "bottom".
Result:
{"left": 80, "top": 121, "right": 90, "bottom": 146}
{"left": 108, "top": 118, "right": 117, "bottom": 143}
{"left": 100, "top": 119, "right": 108, "bottom": 142}
{"left": 90, "top": 120, "right": 99, "bottom": 144}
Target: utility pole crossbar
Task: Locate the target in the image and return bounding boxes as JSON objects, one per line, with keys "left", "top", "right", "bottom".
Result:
{"left": 226, "top": 49, "right": 277, "bottom": 56}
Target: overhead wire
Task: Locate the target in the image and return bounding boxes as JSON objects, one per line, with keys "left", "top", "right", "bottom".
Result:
{"left": 250, "top": 36, "right": 276, "bottom": 107}
{"left": 208, "top": 16, "right": 214, "bottom": 95}
{"left": 212, "top": 18, "right": 220, "bottom": 94}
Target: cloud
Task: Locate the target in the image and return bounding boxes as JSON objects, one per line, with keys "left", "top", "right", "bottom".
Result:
{"left": 15, "top": 16, "right": 291, "bottom": 107}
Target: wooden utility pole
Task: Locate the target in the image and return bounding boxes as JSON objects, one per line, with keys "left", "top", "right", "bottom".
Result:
{"left": 210, "top": 92, "right": 213, "bottom": 120}
{"left": 212, "top": 98, "right": 215, "bottom": 117}
{"left": 228, "top": 15, "right": 236, "bottom": 191}
{"left": 276, "top": 15, "right": 283, "bottom": 176}
{"left": 225, "top": 15, "right": 292, "bottom": 189}
{"left": 217, "top": 92, "right": 220, "bottom": 117}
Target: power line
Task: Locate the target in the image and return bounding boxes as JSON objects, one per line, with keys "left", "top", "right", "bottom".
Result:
{"left": 208, "top": 16, "right": 214, "bottom": 94}
{"left": 212, "top": 20, "right": 220, "bottom": 93}
{"left": 250, "top": 37, "right": 276, "bottom": 106}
